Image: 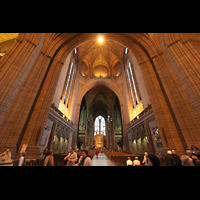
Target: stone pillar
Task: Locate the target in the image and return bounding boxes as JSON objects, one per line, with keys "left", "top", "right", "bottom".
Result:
{"left": 85, "top": 119, "right": 90, "bottom": 149}
{"left": 0, "top": 33, "right": 46, "bottom": 158}
{"left": 68, "top": 132, "right": 73, "bottom": 149}
{"left": 48, "top": 122, "right": 57, "bottom": 150}
{"left": 132, "top": 138, "right": 137, "bottom": 154}
{"left": 89, "top": 118, "right": 94, "bottom": 148}
{"left": 144, "top": 122, "right": 155, "bottom": 154}
{"left": 55, "top": 137, "right": 61, "bottom": 154}
{"left": 110, "top": 119, "right": 115, "bottom": 150}
{"left": 127, "top": 131, "right": 133, "bottom": 153}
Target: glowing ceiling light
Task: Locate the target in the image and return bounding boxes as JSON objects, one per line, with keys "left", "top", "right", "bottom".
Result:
{"left": 98, "top": 37, "right": 103, "bottom": 43}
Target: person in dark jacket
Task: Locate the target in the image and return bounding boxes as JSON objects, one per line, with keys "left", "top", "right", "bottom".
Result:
{"left": 147, "top": 154, "right": 160, "bottom": 166}
{"left": 193, "top": 146, "right": 200, "bottom": 159}
{"left": 172, "top": 150, "right": 182, "bottom": 166}
{"left": 165, "top": 150, "right": 177, "bottom": 166}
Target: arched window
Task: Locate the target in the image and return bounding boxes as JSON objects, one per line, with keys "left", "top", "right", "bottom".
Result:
{"left": 129, "top": 62, "right": 139, "bottom": 104}
{"left": 124, "top": 47, "right": 129, "bottom": 55}
{"left": 63, "top": 61, "right": 74, "bottom": 104}
{"left": 94, "top": 116, "right": 106, "bottom": 136}
{"left": 126, "top": 60, "right": 141, "bottom": 108}
{"left": 127, "top": 68, "right": 135, "bottom": 108}
{"left": 62, "top": 60, "right": 76, "bottom": 108}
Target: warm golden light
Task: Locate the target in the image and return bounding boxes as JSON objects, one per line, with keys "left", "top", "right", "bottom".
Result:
{"left": 129, "top": 101, "right": 144, "bottom": 121}
{"left": 58, "top": 100, "right": 70, "bottom": 119}
{"left": 98, "top": 37, "right": 103, "bottom": 43}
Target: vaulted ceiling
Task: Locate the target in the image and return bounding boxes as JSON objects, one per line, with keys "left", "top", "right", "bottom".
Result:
{"left": 78, "top": 39, "right": 125, "bottom": 70}
{"left": 86, "top": 85, "right": 117, "bottom": 120}
{"left": 0, "top": 33, "right": 19, "bottom": 43}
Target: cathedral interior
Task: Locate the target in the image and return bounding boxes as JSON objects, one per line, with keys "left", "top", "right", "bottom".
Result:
{"left": 0, "top": 33, "right": 200, "bottom": 164}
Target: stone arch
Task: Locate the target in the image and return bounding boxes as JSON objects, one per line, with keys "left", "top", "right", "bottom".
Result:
{"left": 77, "top": 79, "right": 124, "bottom": 106}
{"left": 1, "top": 33, "right": 197, "bottom": 158}
{"left": 89, "top": 93, "right": 109, "bottom": 121}
{"left": 0, "top": 33, "right": 170, "bottom": 156}
{"left": 74, "top": 79, "right": 128, "bottom": 132}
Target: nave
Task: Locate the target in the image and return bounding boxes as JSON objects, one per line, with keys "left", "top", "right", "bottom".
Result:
{"left": 91, "top": 153, "right": 116, "bottom": 166}
{"left": 0, "top": 33, "right": 200, "bottom": 163}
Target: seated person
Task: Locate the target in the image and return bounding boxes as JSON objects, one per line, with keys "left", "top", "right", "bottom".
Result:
{"left": 133, "top": 156, "right": 140, "bottom": 166}
{"left": 76, "top": 150, "right": 92, "bottom": 166}
{"left": 126, "top": 156, "right": 133, "bottom": 166}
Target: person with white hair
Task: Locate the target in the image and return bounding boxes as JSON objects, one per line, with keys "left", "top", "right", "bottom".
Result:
{"left": 165, "top": 150, "right": 177, "bottom": 166}
{"left": 181, "top": 155, "right": 195, "bottom": 166}
{"left": 142, "top": 152, "right": 149, "bottom": 165}
{"left": 172, "top": 150, "right": 182, "bottom": 166}
{"left": 133, "top": 157, "right": 140, "bottom": 166}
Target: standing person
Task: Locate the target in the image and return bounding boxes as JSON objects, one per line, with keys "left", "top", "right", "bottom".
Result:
{"left": 186, "top": 149, "right": 196, "bottom": 166}
{"left": 15, "top": 151, "right": 26, "bottom": 166}
{"left": 172, "top": 150, "right": 182, "bottom": 166}
{"left": 43, "top": 148, "right": 49, "bottom": 160}
{"left": 193, "top": 146, "right": 200, "bottom": 159}
{"left": 181, "top": 155, "right": 195, "bottom": 166}
{"left": 142, "top": 152, "right": 149, "bottom": 165}
{"left": 95, "top": 149, "right": 99, "bottom": 158}
{"left": 64, "top": 147, "right": 77, "bottom": 166}
{"left": 165, "top": 150, "right": 177, "bottom": 166}
{"left": 190, "top": 146, "right": 200, "bottom": 166}
{"left": 77, "top": 150, "right": 92, "bottom": 166}
{"left": 44, "top": 150, "right": 54, "bottom": 166}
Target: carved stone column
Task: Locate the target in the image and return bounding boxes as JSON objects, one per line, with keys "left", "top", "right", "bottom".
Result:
{"left": 140, "top": 126, "right": 146, "bottom": 154}
{"left": 48, "top": 122, "right": 57, "bottom": 150}
{"left": 85, "top": 119, "right": 90, "bottom": 149}
{"left": 110, "top": 119, "right": 115, "bottom": 150}
{"left": 144, "top": 122, "right": 155, "bottom": 154}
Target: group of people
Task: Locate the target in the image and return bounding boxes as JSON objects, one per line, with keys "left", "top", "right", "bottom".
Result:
{"left": 126, "top": 152, "right": 160, "bottom": 166}
{"left": 15, "top": 146, "right": 92, "bottom": 166}
{"left": 43, "top": 147, "right": 92, "bottom": 166}
{"left": 165, "top": 145, "right": 200, "bottom": 166}
{"left": 126, "top": 145, "right": 200, "bottom": 166}
{"left": 15, "top": 145, "right": 200, "bottom": 166}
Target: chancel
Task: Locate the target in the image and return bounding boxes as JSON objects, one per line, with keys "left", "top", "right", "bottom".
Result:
{"left": 0, "top": 33, "right": 200, "bottom": 166}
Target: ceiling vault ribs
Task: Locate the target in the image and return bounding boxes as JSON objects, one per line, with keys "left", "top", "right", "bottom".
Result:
{"left": 78, "top": 39, "right": 125, "bottom": 78}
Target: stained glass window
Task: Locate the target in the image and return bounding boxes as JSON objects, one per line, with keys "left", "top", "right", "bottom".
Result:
{"left": 94, "top": 115, "right": 106, "bottom": 136}
{"left": 152, "top": 127, "right": 162, "bottom": 146}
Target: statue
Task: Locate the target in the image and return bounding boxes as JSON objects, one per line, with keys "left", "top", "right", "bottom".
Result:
{"left": 0, "top": 149, "right": 13, "bottom": 166}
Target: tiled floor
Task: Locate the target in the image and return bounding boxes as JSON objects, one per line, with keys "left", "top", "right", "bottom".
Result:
{"left": 91, "top": 153, "right": 115, "bottom": 166}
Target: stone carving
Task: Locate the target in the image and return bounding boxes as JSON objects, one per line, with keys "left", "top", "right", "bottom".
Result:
{"left": 0, "top": 149, "right": 13, "bottom": 166}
